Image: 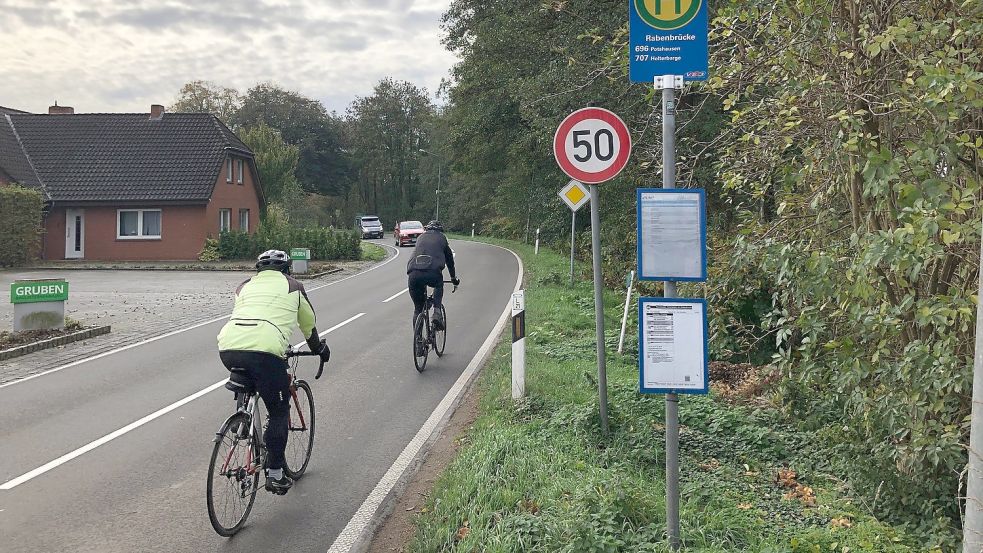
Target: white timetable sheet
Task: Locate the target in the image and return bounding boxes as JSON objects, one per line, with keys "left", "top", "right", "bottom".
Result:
{"left": 639, "top": 299, "right": 707, "bottom": 393}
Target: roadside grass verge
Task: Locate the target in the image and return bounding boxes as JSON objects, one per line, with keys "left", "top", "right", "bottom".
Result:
{"left": 409, "top": 236, "right": 924, "bottom": 552}
{"left": 361, "top": 241, "right": 387, "bottom": 262}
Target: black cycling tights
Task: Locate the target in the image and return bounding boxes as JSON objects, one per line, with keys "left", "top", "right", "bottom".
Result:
{"left": 408, "top": 269, "right": 444, "bottom": 319}
{"left": 219, "top": 351, "right": 291, "bottom": 470}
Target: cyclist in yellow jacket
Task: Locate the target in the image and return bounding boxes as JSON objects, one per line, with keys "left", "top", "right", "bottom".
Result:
{"left": 217, "top": 249, "right": 330, "bottom": 494}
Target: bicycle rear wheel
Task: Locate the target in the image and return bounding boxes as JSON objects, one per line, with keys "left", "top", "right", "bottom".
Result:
{"left": 284, "top": 380, "right": 315, "bottom": 479}
{"left": 413, "top": 312, "right": 429, "bottom": 372}
{"left": 207, "top": 412, "right": 259, "bottom": 537}
{"left": 433, "top": 305, "right": 447, "bottom": 357}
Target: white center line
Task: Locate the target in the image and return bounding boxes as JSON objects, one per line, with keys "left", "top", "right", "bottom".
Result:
{"left": 0, "top": 312, "right": 366, "bottom": 491}
{"left": 381, "top": 288, "right": 408, "bottom": 303}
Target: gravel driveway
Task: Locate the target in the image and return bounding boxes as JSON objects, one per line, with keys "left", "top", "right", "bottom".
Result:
{"left": 0, "top": 259, "right": 380, "bottom": 385}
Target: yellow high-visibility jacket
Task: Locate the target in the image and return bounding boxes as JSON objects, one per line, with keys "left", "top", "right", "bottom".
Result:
{"left": 217, "top": 270, "right": 317, "bottom": 358}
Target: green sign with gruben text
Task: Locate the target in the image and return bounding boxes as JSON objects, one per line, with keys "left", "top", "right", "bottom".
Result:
{"left": 290, "top": 248, "right": 311, "bottom": 260}
{"left": 10, "top": 280, "right": 69, "bottom": 304}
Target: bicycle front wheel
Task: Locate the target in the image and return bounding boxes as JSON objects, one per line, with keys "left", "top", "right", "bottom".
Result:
{"left": 207, "top": 412, "right": 259, "bottom": 537}
{"left": 284, "top": 380, "right": 315, "bottom": 479}
{"left": 433, "top": 305, "right": 447, "bottom": 357}
{"left": 413, "top": 313, "right": 429, "bottom": 372}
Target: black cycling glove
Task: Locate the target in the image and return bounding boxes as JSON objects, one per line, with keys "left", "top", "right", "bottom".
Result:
{"left": 306, "top": 328, "right": 323, "bottom": 354}
{"left": 316, "top": 339, "right": 331, "bottom": 364}
{"left": 451, "top": 277, "right": 461, "bottom": 286}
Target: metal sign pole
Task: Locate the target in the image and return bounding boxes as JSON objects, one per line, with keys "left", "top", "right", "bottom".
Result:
{"left": 589, "top": 184, "right": 610, "bottom": 434}
{"left": 660, "top": 74, "right": 681, "bottom": 551}
{"left": 570, "top": 210, "right": 577, "bottom": 284}
{"left": 963, "top": 216, "right": 983, "bottom": 551}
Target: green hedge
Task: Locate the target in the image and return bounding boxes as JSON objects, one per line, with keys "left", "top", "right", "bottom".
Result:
{"left": 216, "top": 226, "right": 361, "bottom": 261}
{"left": 0, "top": 186, "right": 44, "bottom": 266}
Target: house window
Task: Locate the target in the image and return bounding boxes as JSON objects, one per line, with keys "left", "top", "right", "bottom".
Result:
{"left": 227, "top": 157, "right": 233, "bottom": 183}
{"left": 117, "top": 209, "right": 162, "bottom": 239}
{"left": 220, "top": 209, "right": 232, "bottom": 232}
{"left": 236, "top": 159, "right": 244, "bottom": 184}
{"left": 239, "top": 209, "right": 250, "bottom": 232}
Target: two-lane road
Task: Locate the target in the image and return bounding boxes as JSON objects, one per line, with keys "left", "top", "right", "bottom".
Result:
{"left": 0, "top": 239, "right": 519, "bottom": 553}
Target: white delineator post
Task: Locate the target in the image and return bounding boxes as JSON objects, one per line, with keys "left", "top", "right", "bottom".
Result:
{"left": 511, "top": 290, "right": 526, "bottom": 399}
{"left": 618, "top": 270, "right": 634, "bottom": 354}
{"left": 471, "top": 223, "right": 475, "bottom": 238}
{"left": 535, "top": 228, "right": 541, "bottom": 255}
{"left": 964, "top": 221, "right": 983, "bottom": 552}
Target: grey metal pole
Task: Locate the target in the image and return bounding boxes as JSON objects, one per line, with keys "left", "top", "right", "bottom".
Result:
{"left": 963, "top": 221, "right": 983, "bottom": 552}
{"left": 435, "top": 165, "right": 441, "bottom": 221}
{"left": 570, "top": 210, "right": 577, "bottom": 284}
{"left": 589, "top": 184, "right": 609, "bottom": 435}
{"left": 662, "top": 75, "right": 681, "bottom": 551}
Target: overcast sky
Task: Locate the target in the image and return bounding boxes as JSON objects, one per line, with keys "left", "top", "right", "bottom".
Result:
{"left": 0, "top": 0, "right": 458, "bottom": 115}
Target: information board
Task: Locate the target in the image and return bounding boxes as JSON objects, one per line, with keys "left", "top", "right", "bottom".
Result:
{"left": 638, "top": 297, "right": 708, "bottom": 394}
{"left": 637, "top": 188, "right": 706, "bottom": 281}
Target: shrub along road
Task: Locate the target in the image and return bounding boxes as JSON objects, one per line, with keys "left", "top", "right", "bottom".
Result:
{"left": 0, "top": 239, "right": 519, "bottom": 553}
{"left": 402, "top": 237, "right": 932, "bottom": 552}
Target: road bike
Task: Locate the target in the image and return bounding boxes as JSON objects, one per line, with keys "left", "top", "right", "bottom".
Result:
{"left": 206, "top": 348, "right": 324, "bottom": 537}
{"left": 413, "top": 280, "right": 457, "bottom": 372}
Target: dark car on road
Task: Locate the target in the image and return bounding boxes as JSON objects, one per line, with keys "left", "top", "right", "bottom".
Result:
{"left": 394, "top": 220, "right": 425, "bottom": 247}
{"left": 355, "top": 216, "right": 384, "bottom": 239}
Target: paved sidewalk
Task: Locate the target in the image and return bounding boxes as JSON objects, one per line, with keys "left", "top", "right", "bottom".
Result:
{"left": 0, "top": 260, "right": 376, "bottom": 385}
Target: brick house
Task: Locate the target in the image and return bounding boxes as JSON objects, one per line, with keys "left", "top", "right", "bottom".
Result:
{"left": 0, "top": 104, "right": 263, "bottom": 261}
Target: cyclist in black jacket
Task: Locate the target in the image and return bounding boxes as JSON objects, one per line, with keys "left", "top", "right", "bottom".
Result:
{"left": 406, "top": 221, "right": 459, "bottom": 329}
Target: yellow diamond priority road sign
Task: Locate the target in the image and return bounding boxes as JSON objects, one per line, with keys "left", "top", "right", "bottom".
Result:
{"left": 559, "top": 180, "right": 590, "bottom": 211}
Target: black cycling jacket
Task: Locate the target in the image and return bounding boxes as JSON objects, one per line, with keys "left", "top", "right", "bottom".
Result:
{"left": 406, "top": 230, "right": 457, "bottom": 278}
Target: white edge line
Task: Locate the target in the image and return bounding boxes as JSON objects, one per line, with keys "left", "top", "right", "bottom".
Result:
{"left": 0, "top": 311, "right": 367, "bottom": 491}
{"left": 326, "top": 241, "right": 523, "bottom": 553}
{"left": 381, "top": 288, "right": 408, "bottom": 303}
{"left": 0, "top": 379, "right": 229, "bottom": 490}
{"left": 0, "top": 245, "right": 399, "bottom": 391}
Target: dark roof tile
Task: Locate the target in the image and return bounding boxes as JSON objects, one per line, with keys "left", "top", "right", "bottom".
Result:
{"left": 2, "top": 113, "right": 253, "bottom": 203}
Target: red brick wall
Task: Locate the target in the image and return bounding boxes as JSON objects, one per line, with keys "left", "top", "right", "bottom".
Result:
{"left": 44, "top": 205, "right": 209, "bottom": 260}
{"left": 206, "top": 155, "right": 262, "bottom": 236}
{"left": 40, "top": 156, "right": 262, "bottom": 261}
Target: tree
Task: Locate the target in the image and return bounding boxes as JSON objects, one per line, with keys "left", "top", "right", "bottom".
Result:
{"left": 239, "top": 123, "right": 302, "bottom": 207}
{"left": 238, "top": 83, "right": 349, "bottom": 196}
{"left": 169, "top": 80, "right": 242, "bottom": 127}
{"left": 345, "top": 78, "right": 437, "bottom": 225}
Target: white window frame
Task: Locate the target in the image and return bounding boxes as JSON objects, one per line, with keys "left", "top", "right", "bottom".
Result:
{"left": 116, "top": 209, "right": 162, "bottom": 240}
{"left": 239, "top": 208, "right": 250, "bottom": 232}
{"left": 236, "top": 159, "right": 244, "bottom": 184}
{"left": 226, "top": 157, "right": 233, "bottom": 183}
{"left": 219, "top": 208, "right": 232, "bottom": 232}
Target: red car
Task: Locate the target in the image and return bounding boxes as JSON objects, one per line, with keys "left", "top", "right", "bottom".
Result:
{"left": 394, "top": 220, "right": 425, "bottom": 247}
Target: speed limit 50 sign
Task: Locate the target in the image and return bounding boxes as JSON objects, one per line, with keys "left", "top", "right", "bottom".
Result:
{"left": 553, "top": 108, "right": 632, "bottom": 184}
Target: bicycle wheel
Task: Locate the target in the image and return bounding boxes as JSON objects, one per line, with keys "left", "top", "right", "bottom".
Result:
{"left": 433, "top": 305, "right": 447, "bottom": 357}
{"left": 284, "top": 380, "right": 315, "bottom": 479}
{"left": 207, "top": 412, "right": 260, "bottom": 537}
{"left": 413, "top": 312, "right": 429, "bottom": 372}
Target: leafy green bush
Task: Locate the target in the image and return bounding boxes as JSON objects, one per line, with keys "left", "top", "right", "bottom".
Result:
{"left": 215, "top": 224, "right": 361, "bottom": 261}
{"left": 0, "top": 186, "right": 44, "bottom": 266}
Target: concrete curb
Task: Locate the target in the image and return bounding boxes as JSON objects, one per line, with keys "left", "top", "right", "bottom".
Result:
{"left": 0, "top": 326, "right": 112, "bottom": 362}
{"left": 296, "top": 267, "right": 345, "bottom": 280}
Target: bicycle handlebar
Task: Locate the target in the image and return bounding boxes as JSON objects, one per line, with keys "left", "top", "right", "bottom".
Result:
{"left": 443, "top": 280, "right": 459, "bottom": 293}
{"left": 286, "top": 349, "right": 326, "bottom": 379}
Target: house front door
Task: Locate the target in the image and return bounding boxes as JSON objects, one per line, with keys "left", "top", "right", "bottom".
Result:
{"left": 65, "top": 208, "right": 84, "bottom": 259}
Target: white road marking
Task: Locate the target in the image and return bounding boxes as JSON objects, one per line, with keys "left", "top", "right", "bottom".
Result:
{"left": 0, "top": 245, "right": 399, "bottom": 391}
{"left": 327, "top": 242, "right": 523, "bottom": 553}
{"left": 0, "top": 380, "right": 228, "bottom": 490}
{"left": 381, "top": 288, "right": 408, "bottom": 303}
{"left": 0, "top": 312, "right": 366, "bottom": 491}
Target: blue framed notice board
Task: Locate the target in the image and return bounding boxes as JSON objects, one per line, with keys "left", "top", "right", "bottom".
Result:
{"left": 636, "top": 188, "right": 707, "bottom": 282}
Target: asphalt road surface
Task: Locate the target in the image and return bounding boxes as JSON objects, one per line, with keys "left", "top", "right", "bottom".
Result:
{"left": 0, "top": 239, "right": 519, "bottom": 553}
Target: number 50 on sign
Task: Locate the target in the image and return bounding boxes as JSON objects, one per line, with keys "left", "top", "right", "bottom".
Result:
{"left": 553, "top": 108, "right": 632, "bottom": 185}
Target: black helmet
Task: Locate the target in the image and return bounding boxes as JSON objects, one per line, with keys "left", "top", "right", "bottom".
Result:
{"left": 256, "top": 249, "right": 291, "bottom": 273}
{"left": 425, "top": 220, "right": 444, "bottom": 232}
